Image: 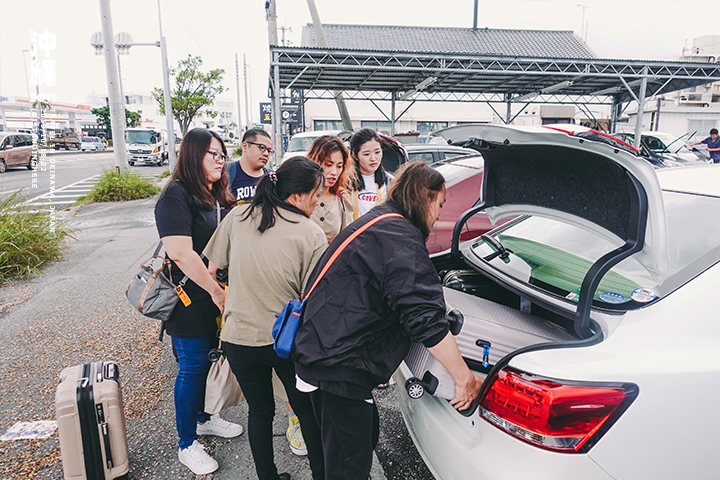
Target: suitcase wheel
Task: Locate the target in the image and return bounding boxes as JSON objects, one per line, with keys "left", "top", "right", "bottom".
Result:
{"left": 405, "top": 377, "right": 425, "bottom": 399}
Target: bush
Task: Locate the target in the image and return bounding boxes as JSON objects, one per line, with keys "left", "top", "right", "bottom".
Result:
{"left": 0, "top": 191, "right": 73, "bottom": 284}
{"left": 85, "top": 169, "right": 160, "bottom": 202}
{"left": 157, "top": 169, "right": 172, "bottom": 179}
{"left": 231, "top": 146, "right": 242, "bottom": 158}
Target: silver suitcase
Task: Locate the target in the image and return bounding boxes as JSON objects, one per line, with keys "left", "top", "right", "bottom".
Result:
{"left": 403, "top": 285, "right": 575, "bottom": 403}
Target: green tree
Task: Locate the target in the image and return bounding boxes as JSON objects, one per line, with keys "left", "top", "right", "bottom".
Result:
{"left": 152, "top": 55, "right": 225, "bottom": 136}
{"left": 90, "top": 106, "right": 142, "bottom": 139}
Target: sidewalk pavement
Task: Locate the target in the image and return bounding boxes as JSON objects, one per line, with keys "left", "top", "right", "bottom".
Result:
{"left": 0, "top": 196, "right": 387, "bottom": 479}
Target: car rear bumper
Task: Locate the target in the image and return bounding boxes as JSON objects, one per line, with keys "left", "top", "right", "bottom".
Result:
{"left": 393, "top": 362, "right": 614, "bottom": 480}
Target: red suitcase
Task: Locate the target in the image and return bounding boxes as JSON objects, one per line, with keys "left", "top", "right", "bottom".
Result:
{"left": 55, "top": 361, "right": 129, "bottom": 480}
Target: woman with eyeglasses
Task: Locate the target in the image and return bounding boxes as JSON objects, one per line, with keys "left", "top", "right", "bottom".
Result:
{"left": 154, "top": 128, "right": 243, "bottom": 476}
{"left": 348, "top": 128, "right": 393, "bottom": 220}
{"left": 204, "top": 157, "right": 327, "bottom": 480}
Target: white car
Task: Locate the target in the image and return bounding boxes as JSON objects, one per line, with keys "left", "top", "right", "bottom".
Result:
{"left": 395, "top": 124, "right": 720, "bottom": 480}
{"left": 80, "top": 136, "right": 107, "bottom": 151}
{"left": 280, "top": 130, "right": 345, "bottom": 164}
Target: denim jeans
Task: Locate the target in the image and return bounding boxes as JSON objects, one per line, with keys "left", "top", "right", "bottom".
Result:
{"left": 171, "top": 335, "right": 214, "bottom": 449}
{"left": 223, "top": 342, "right": 325, "bottom": 480}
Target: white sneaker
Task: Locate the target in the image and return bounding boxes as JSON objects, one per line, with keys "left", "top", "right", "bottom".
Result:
{"left": 178, "top": 440, "right": 218, "bottom": 475}
{"left": 197, "top": 414, "right": 244, "bottom": 438}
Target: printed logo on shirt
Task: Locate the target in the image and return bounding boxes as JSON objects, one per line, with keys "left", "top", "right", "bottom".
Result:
{"left": 358, "top": 192, "right": 378, "bottom": 202}
{"left": 236, "top": 185, "right": 257, "bottom": 203}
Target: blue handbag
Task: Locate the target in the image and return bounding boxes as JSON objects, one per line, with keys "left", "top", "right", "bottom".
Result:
{"left": 272, "top": 212, "right": 403, "bottom": 358}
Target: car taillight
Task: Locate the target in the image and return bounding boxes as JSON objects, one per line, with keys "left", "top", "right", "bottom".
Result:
{"left": 479, "top": 367, "right": 637, "bottom": 453}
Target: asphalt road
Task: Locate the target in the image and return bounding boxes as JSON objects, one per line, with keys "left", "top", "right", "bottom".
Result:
{"left": 0, "top": 193, "right": 434, "bottom": 479}
{"left": 0, "top": 150, "right": 168, "bottom": 208}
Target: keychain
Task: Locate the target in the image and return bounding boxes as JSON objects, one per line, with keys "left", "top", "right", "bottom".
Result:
{"left": 175, "top": 285, "right": 191, "bottom": 307}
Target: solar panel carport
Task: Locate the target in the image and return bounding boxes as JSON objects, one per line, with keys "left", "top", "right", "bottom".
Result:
{"left": 267, "top": 25, "right": 720, "bottom": 154}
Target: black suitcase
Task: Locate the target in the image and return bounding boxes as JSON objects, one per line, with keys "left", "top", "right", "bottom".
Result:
{"left": 55, "top": 361, "right": 129, "bottom": 480}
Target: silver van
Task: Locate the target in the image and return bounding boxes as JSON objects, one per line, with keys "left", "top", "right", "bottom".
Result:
{"left": 0, "top": 132, "right": 34, "bottom": 173}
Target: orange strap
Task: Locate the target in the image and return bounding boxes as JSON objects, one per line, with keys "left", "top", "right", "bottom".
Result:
{"left": 304, "top": 212, "right": 403, "bottom": 299}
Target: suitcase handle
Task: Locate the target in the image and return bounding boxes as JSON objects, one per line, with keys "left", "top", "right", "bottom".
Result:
{"left": 100, "top": 422, "right": 114, "bottom": 469}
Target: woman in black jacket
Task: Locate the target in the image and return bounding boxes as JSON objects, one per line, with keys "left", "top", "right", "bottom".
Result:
{"left": 293, "top": 161, "right": 482, "bottom": 480}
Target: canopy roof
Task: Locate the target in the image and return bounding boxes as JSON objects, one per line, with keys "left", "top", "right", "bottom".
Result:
{"left": 271, "top": 25, "right": 720, "bottom": 105}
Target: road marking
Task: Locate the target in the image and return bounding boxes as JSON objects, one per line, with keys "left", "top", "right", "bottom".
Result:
{"left": 24, "top": 170, "right": 164, "bottom": 207}
{"left": 26, "top": 174, "right": 101, "bottom": 206}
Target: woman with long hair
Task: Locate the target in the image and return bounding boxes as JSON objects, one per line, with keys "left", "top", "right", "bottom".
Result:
{"left": 348, "top": 128, "right": 393, "bottom": 220}
{"left": 294, "top": 161, "right": 482, "bottom": 480}
{"left": 306, "top": 134, "right": 355, "bottom": 244}
{"left": 204, "top": 156, "right": 327, "bottom": 480}
{"left": 154, "top": 128, "right": 243, "bottom": 475}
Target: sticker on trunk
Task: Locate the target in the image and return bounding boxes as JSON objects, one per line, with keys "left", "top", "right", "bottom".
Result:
{"left": 598, "top": 292, "right": 626, "bottom": 304}
{"left": 631, "top": 287, "right": 657, "bottom": 303}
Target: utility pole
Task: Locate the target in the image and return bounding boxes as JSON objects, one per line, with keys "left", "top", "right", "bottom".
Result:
{"left": 577, "top": 4, "right": 590, "bottom": 43}
{"left": 99, "top": 0, "right": 127, "bottom": 173}
{"left": 473, "top": 0, "right": 479, "bottom": 30}
{"left": 243, "top": 54, "right": 251, "bottom": 131}
{"left": 306, "top": 0, "right": 353, "bottom": 132}
{"left": 235, "top": 53, "right": 243, "bottom": 137}
{"left": 157, "top": 0, "right": 176, "bottom": 170}
{"left": 280, "top": 25, "right": 292, "bottom": 46}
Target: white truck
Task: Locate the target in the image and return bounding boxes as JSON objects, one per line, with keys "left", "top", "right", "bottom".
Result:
{"left": 125, "top": 127, "right": 167, "bottom": 166}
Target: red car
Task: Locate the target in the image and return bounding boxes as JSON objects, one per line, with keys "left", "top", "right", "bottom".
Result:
{"left": 379, "top": 133, "right": 498, "bottom": 254}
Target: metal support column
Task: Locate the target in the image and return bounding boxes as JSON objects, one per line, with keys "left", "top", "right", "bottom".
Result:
{"left": 610, "top": 96, "right": 618, "bottom": 134}
{"left": 390, "top": 92, "right": 396, "bottom": 136}
{"left": 506, "top": 94, "right": 512, "bottom": 124}
{"left": 633, "top": 67, "right": 649, "bottom": 150}
{"left": 273, "top": 61, "right": 282, "bottom": 165}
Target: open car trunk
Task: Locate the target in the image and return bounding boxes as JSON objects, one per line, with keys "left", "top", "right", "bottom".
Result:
{"left": 401, "top": 124, "right": 669, "bottom": 411}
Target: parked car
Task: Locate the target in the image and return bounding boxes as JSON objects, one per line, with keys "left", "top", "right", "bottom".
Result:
{"left": 404, "top": 144, "right": 476, "bottom": 164}
{"left": 395, "top": 123, "right": 720, "bottom": 480}
{"left": 0, "top": 132, "right": 34, "bottom": 173}
{"left": 80, "top": 136, "right": 107, "bottom": 152}
{"left": 613, "top": 131, "right": 710, "bottom": 167}
{"left": 280, "top": 129, "right": 347, "bottom": 164}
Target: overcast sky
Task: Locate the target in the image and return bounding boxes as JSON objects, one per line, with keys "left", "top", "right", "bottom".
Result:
{"left": 0, "top": 0, "right": 716, "bottom": 124}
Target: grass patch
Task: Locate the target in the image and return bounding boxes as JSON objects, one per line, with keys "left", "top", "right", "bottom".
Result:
{"left": 0, "top": 191, "right": 73, "bottom": 284}
{"left": 84, "top": 169, "right": 160, "bottom": 202}
{"left": 157, "top": 169, "right": 172, "bottom": 179}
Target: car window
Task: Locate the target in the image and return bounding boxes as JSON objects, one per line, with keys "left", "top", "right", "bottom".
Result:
{"left": 407, "top": 152, "right": 435, "bottom": 164}
{"left": 0, "top": 136, "right": 10, "bottom": 149}
{"left": 443, "top": 151, "right": 469, "bottom": 160}
{"left": 466, "top": 190, "right": 720, "bottom": 309}
{"left": 287, "top": 136, "right": 317, "bottom": 152}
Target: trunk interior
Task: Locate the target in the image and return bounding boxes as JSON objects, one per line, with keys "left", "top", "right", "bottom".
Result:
{"left": 402, "top": 253, "right": 581, "bottom": 401}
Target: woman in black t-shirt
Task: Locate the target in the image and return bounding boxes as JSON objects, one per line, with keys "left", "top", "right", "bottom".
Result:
{"left": 154, "top": 128, "right": 240, "bottom": 476}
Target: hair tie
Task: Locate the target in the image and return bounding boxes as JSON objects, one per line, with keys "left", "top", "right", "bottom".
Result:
{"left": 268, "top": 171, "right": 278, "bottom": 184}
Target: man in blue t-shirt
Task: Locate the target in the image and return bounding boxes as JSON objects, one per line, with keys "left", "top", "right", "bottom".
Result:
{"left": 690, "top": 128, "right": 720, "bottom": 164}
{"left": 228, "top": 129, "right": 273, "bottom": 203}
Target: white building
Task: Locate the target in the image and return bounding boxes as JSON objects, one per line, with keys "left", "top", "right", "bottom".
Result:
{"left": 624, "top": 35, "right": 720, "bottom": 141}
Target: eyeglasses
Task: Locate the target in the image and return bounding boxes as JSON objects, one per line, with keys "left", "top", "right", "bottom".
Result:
{"left": 206, "top": 150, "right": 228, "bottom": 163}
{"left": 246, "top": 141, "right": 274, "bottom": 155}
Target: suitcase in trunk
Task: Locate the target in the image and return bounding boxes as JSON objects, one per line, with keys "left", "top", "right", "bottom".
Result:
{"left": 55, "top": 361, "right": 129, "bottom": 480}
{"left": 403, "top": 286, "right": 576, "bottom": 401}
